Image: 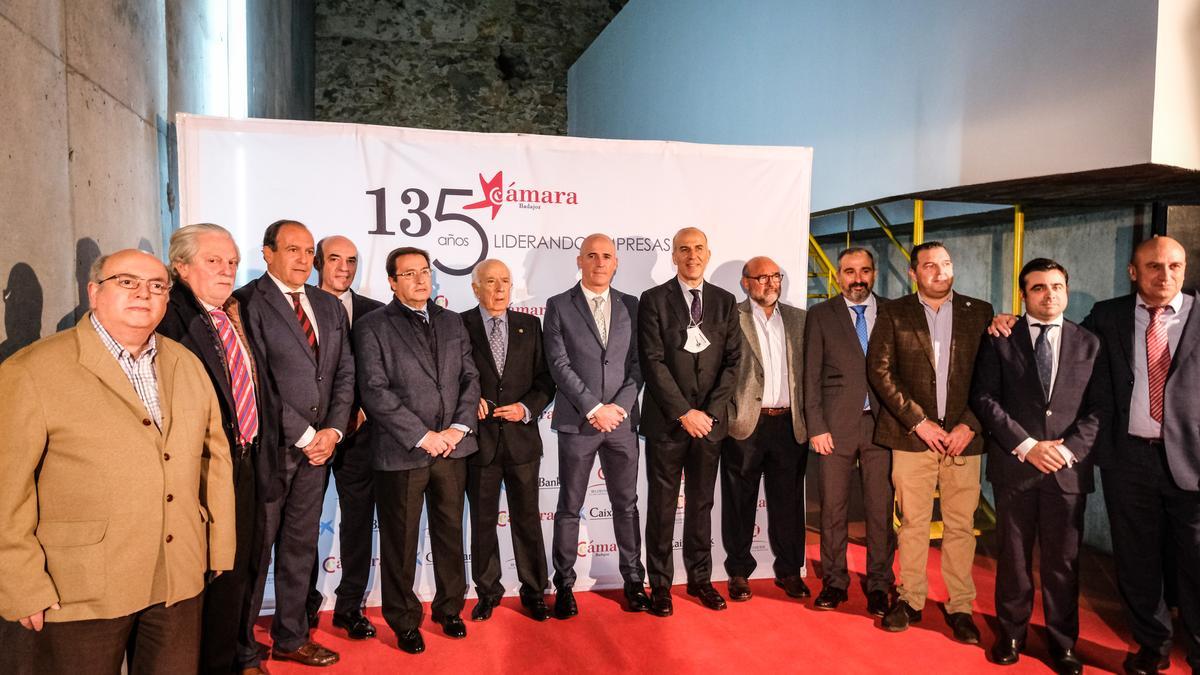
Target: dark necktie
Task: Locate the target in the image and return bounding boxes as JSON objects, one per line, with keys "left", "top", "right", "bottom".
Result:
{"left": 1144, "top": 305, "right": 1171, "bottom": 423}
{"left": 689, "top": 288, "right": 702, "bottom": 325}
{"left": 852, "top": 305, "right": 870, "bottom": 409}
{"left": 1032, "top": 323, "right": 1056, "bottom": 399}
{"left": 489, "top": 316, "right": 506, "bottom": 376}
{"left": 288, "top": 291, "right": 318, "bottom": 360}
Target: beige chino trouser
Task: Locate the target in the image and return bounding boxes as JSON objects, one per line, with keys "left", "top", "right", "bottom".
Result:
{"left": 892, "top": 449, "right": 982, "bottom": 614}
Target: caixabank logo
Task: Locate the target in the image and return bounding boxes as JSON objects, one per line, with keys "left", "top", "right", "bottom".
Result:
{"left": 462, "top": 171, "right": 579, "bottom": 218}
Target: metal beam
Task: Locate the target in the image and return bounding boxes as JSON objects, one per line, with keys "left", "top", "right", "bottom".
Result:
{"left": 1012, "top": 205, "right": 1025, "bottom": 314}
{"left": 808, "top": 234, "right": 841, "bottom": 296}
{"left": 865, "top": 206, "right": 911, "bottom": 261}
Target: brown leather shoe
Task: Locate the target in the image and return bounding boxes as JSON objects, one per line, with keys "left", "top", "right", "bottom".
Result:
{"left": 271, "top": 641, "right": 339, "bottom": 667}
{"left": 727, "top": 576, "right": 752, "bottom": 601}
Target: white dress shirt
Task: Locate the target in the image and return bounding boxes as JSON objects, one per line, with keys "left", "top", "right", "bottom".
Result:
{"left": 1129, "top": 291, "right": 1192, "bottom": 439}
{"left": 337, "top": 289, "right": 354, "bottom": 325}
{"left": 266, "top": 272, "right": 337, "bottom": 448}
{"left": 1012, "top": 313, "right": 1075, "bottom": 466}
{"left": 751, "top": 301, "right": 790, "bottom": 408}
{"left": 580, "top": 285, "right": 612, "bottom": 420}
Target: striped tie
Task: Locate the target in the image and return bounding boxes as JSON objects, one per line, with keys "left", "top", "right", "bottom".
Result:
{"left": 210, "top": 308, "right": 259, "bottom": 444}
{"left": 1145, "top": 305, "right": 1171, "bottom": 424}
{"left": 288, "top": 291, "right": 319, "bottom": 360}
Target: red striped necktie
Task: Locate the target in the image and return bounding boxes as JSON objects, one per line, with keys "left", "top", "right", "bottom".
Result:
{"left": 210, "top": 307, "right": 259, "bottom": 444}
{"left": 1144, "top": 304, "right": 1171, "bottom": 424}
{"left": 288, "top": 291, "right": 319, "bottom": 360}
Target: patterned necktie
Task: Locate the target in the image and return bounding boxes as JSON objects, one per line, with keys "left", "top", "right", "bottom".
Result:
{"left": 489, "top": 316, "right": 506, "bottom": 376}
{"left": 689, "top": 288, "right": 702, "bottom": 325}
{"left": 1145, "top": 305, "right": 1171, "bottom": 423}
{"left": 852, "top": 305, "right": 870, "bottom": 410}
{"left": 593, "top": 296, "right": 608, "bottom": 347}
{"left": 210, "top": 308, "right": 259, "bottom": 444}
{"left": 287, "top": 291, "right": 318, "bottom": 360}
{"left": 1032, "top": 323, "right": 1056, "bottom": 400}
{"left": 415, "top": 308, "right": 429, "bottom": 324}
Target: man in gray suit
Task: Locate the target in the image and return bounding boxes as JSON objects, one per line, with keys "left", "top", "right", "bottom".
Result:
{"left": 354, "top": 247, "right": 480, "bottom": 656}
{"left": 722, "top": 256, "right": 809, "bottom": 603}
{"left": 234, "top": 219, "right": 355, "bottom": 668}
{"left": 543, "top": 233, "right": 651, "bottom": 618}
{"left": 803, "top": 247, "right": 895, "bottom": 617}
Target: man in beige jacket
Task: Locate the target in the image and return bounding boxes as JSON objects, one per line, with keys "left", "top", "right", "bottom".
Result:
{"left": 0, "top": 249, "right": 235, "bottom": 674}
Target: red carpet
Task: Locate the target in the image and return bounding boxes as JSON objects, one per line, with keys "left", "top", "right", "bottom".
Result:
{"left": 258, "top": 540, "right": 1194, "bottom": 673}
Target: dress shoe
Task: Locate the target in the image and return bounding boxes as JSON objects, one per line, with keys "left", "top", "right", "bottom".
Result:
{"left": 1049, "top": 647, "right": 1083, "bottom": 675}
{"left": 775, "top": 575, "right": 811, "bottom": 599}
{"left": 331, "top": 610, "right": 377, "bottom": 639}
{"left": 881, "top": 600, "right": 922, "bottom": 632}
{"left": 1123, "top": 647, "right": 1170, "bottom": 675}
{"left": 866, "top": 590, "right": 890, "bottom": 617}
{"left": 397, "top": 629, "right": 425, "bottom": 655}
{"left": 306, "top": 607, "right": 320, "bottom": 630}
{"left": 813, "top": 586, "right": 848, "bottom": 610}
{"left": 989, "top": 638, "right": 1022, "bottom": 665}
{"left": 554, "top": 586, "right": 578, "bottom": 619}
{"left": 623, "top": 582, "right": 652, "bottom": 612}
{"left": 271, "top": 641, "right": 339, "bottom": 667}
{"left": 727, "top": 576, "right": 752, "bottom": 602}
{"left": 649, "top": 587, "right": 674, "bottom": 617}
{"left": 686, "top": 583, "right": 728, "bottom": 611}
{"left": 434, "top": 614, "right": 467, "bottom": 639}
{"left": 947, "top": 612, "right": 981, "bottom": 644}
{"left": 520, "top": 593, "right": 551, "bottom": 622}
{"left": 471, "top": 596, "right": 499, "bottom": 622}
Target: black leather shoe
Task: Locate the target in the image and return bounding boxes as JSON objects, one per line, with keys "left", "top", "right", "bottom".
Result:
{"left": 649, "top": 587, "right": 674, "bottom": 617}
{"left": 397, "top": 629, "right": 425, "bottom": 655}
{"left": 1050, "top": 647, "right": 1083, "bottom": 675}
{"left": 727, "top": 576, "right": 752, "bottom": 602}
{"left": 686, "top": 583, "right": 727, "bottom": 611}
{"left": 554, "top": 587, "right": 578, "bottom": 619}
{"left": 775, "top": 575, "right": 811, "bottom": 599}
{"left": 434, "top": 614, "right": 466, "bottom": 639}
{"left": 331, "top": 610, "right": 376, "bottom": 639}
{"left": 1123, "top": 647, "right": 1170, "bottom": 675}
{"left": 813, "top": 586, "right": 848, "bottom": 610}
{"left": 471, "top": 597, "right": 499, "bottom": 622}
{"left": 881, "top": 600, "right": 921, "bottom": 632}
{"left": 520, "top": 593, "right": 551, "bottom": 622}
{"left": 623, "top": 582, "right": 651, "bottom": 612}
{"left": 989, "top": 638, "right": 1022, "bottom": 665}
{"left": 866, "top": 590, "right": 890, "bottom": 617}
{"left": 947, "top": 612, "right": 980, "bottom": 644}
{"left": 306, "top": 607, "right": 320, "bottom": 630}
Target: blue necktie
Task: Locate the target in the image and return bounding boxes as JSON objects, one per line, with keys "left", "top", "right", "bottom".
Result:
{"left": 852, "top": 305, "right": 870, "bottom": 410}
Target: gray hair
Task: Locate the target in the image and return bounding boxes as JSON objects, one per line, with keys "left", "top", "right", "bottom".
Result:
{"left": 471, "top": 258, "right": 508, "bottom": 284}
{"left": 168, "top": 223, "right": 237, "bottom": 279}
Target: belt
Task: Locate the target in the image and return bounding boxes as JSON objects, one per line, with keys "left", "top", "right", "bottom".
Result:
{"left": 761, "top": 407, "right": 790, "bottom": 417}
{"left": 233, "top": 438, "right": 259, "bottom": 460}
{"left": 1132, "top": 435, "right": 1164, "bottom": 447}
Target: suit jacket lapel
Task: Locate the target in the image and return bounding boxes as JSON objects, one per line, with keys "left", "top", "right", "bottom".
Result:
{"left": 257, "top": 276, "right": 317, "bottom": 366}
{"left": 737, "top": 301, "right": 763, "bottom": 369}
{"left": 905, "top": 295, "right": 936, "bottom": 370}
{"left": 666, "top": 280, "right": 690, "bottom": 329}
{"left": 156, "top": 344, "right": 178, "bottom": 440}
{"left": 1169, "top": 291, "right": 1200, "bottom": 377}
{"left": 466, "top": 307, "right": 501, "bottom": 379}
{"left": 569, "top": 284, "right": 605, "bottom": 348}
{"left": 1116, "top": 295, "right": 1136, "bottom": 377}
{"left": 832, "top": 296, "right": 863, "bottom": 352}
{"left": 1010, "top": 319, "right": 1046, "bottom": 404}
{"left": 781, "top": 304, "right": 804, "bottom": 393}
{"left": 76, "top": 318, "right": 161, "bottom": 432}
{"left": 609, "top": 288, "right": 631, "bottom": 349}
{"left": 386, "top": 302, "right": 436, "bottom": 380}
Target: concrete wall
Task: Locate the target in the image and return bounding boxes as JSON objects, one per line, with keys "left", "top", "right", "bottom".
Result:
{"left": 1, "top": 0, "right": 168, "bottom": 361}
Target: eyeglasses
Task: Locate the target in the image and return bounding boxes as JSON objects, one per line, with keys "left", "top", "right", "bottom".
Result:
{"left": 98, "top": 273, "right": 172, "bottom": 295}
{"left": 743, "top": 272, "right": 784, "bottom": 285}
{"left": 393, "top": 268, "right": 432, "bottom": 281}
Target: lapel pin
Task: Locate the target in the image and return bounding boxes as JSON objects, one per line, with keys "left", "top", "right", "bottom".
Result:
{"left": 965, "top": 301, "right": 972, "bottom": 307}
{"left": 517, "top": 328, "right": 524, "bottom": 334}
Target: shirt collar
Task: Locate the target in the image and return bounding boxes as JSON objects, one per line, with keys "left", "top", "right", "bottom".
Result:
{"left": 580, "top": 284, "right": 610, "bottom": 303}
{"left": 1024, "top": 313, "right": 1064, "bottom": 329}
{"left": 1137, "top": 291, "right": 1184, "bottom": 313}
{"left": 677, "top": 277, "right": 704, "bottom": 295}
{"left": 401, "top": 300, "right": 429, "bottom": 314}
{"left": 90, "top": 312, "right": 156, "bottom": 361}
{"left": 479, "top": 305, "right": 508, "bottom": 324}
{"left": 845, "top": 294, "right": 876, "bottom": 310}
{"left": 267, "top": 271, "right": 305, "bottom": 296}
{"left": 750, "top": 301, "right": 780, "bottom": 322}
{"left": 917, "top": 290, "right": 953, "bottom": 311}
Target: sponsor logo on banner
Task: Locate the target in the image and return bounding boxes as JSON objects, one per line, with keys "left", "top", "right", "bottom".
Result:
{"left": 497, "top": 510, "right": 509, "bottom": 527}
{"left": 586, "top": 467, "right": 608, "bottom": 497}
{"left": 462, "top": 171, "right": 579, "bottom": 218}
{"left": 504, "top": 557, "right": 518, "bottom": 571}
{"left": 540, "top": 511, "right": 555, "bottom": 521}
{"left": 576, "top": 538, "right": 618, "bottom": 558}
{"left": 539, "top": 476, "right": 561, "bottom": 490}
{"left": 322, "top": 556, "right": 382, "bottom": 574}
{"left": 587, "top": 506, "right": 613, "bottom": 520}
{"left": 320, "top": 519, "right": 335, "bottom": 535}
{"left": 757, "top": 497, "right": 767, "bottom": 511}
{"left": 419, "top": 551, "right": 473, "bottom": 566}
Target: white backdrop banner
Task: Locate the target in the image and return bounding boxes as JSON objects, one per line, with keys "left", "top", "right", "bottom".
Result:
{"left": 177, "top": 114, "right": 812, "bottom": 610}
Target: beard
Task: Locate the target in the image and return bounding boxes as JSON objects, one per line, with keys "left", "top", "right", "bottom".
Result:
{"left": 845, "top": 282, "right": 870, "bottom": 302}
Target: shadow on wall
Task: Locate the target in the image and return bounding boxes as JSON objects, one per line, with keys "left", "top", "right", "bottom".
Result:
{"left": 0, "top": 263, "right": 44, "bottom": 364}
{"left": 57, "top": 238, "right": 103, "bottom": 332}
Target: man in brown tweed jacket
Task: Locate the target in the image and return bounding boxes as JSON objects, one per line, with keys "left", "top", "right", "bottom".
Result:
{"left": 867, "top": 241, "right": 993, "bottom": 644}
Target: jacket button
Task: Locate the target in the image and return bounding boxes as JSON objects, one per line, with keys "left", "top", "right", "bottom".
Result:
{"left": 166, "top": 494, "right": 174, "bottom": 502}
{"left": 1046, "top": 410, "right": 1053, "bottom": 417}
{"left": 142, "top": 418, "right": 152, "bottom": 426}
{"left": 317, "top": 376, "right": 324, "bottom": 382}
{"left": 163, "top": 453, "right": 171, "bottom": 461}
{"left": 604, "top": 360, "right": 610, "bottom": 365}
{"left": 165, "top": 534, "right": 173, "bottom": 543}
{"left": 310, "top": 406, "right": 318, "bottom": 413}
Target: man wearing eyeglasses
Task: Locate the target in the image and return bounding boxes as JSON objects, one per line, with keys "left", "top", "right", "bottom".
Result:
{"left": 158, "top": 223, "right": 281, "bottom": 674}
{"left": 354, "top": 247, "right": 480, "bottom": 655}
{"left": 867, "top": 241, "right": 992, "bottom": 644}
{"left": 460, "top": 259, "right": 555, "bottom": 622}
{"left": 0, "top": 249, "right": 235, "bottom": 673}
{"left": 234, "top": 220, "right": 355, "bottom": 668}
{"left": 721, "top": 256, "right": 809, "bottom": 603}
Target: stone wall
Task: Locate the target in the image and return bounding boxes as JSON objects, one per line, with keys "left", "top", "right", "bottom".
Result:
{"left": 314, "top": 0, "right": 628, "bottom": 134}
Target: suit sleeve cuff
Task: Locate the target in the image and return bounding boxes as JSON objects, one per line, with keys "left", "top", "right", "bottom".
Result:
{"left": 451, "top": 423, "right": 471, "bottom": 435}
{"left": 332, "top": 428, "right": 344, "bottom": 443}
{"left": 295, "top": 426, "right": 316, "bottom": 448}
{"left": 518, "top": 403, "right": 532, "bottom": 424}
{"left": 1013, "top": 437, "right": 1036, "bottom": 461}
{"left": 1055, "top": 444, "right": 1077, "bottom": 467}
{"left": 585, "top": 403, "right": 603, "bottom": 419}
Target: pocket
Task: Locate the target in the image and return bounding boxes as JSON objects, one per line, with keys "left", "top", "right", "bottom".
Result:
{"left": 36, "top": 519, "right": 108, "bottom": 604}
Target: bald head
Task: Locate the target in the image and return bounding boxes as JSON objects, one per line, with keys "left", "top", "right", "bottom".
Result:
{"left": 741, "top": 256, "right": 782, "bottom": 309}
{"left": 472, "top": 258, "right": 512, "bottom": 316}
{"left": 1129, "top": 235, "right": 1187, "bottom": 306}
{"left": 671, "top": 227, "right": 711, "bottom": 285}
{"left": 316, "top": 235, "right": 359, "bottom": 294}
{"left": 87, "top": 249, "right": 171, "bottom": 352}
{"left": 578, "top": 233, "right": 618, "bottom": 292}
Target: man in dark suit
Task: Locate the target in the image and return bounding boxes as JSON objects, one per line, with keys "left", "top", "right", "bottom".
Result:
{"left": 544, "top": 233, "right": 651, "bottom": 619}
{"left": 971, "top": 258, "right": 1100, "bottom": 674}
{"left": 235, "top": 220, "right": 355, "bottom": 668}
{"left": 354, "top": 246, "right": 480, "bottom": 655}
{"left": 638, "top": 227, "right": 742, "bottom": 616}
{"left": 803, "top": 247, "right": 895, "bottom": 616}
{"left": 461, "top": 259, "right": 555, "bottom": 622}
{"left": 721, "top": 256, "right": 809, "bottom": 603}
{"left": 1082, "top": 236, "right": 1200, "bottom": 675}
{"left": 159, "top": 223, "right": 280, "bottom": 674}
{"left": 867, "top": 241, "right": 992, "bottom": 644}
{"left": 305, "top": 235, "right": 384, "bottom": 640}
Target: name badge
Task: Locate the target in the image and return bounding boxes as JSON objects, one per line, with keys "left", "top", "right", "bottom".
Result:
{"left": 684, "top": 325, "right": 711, "bottom": 354}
